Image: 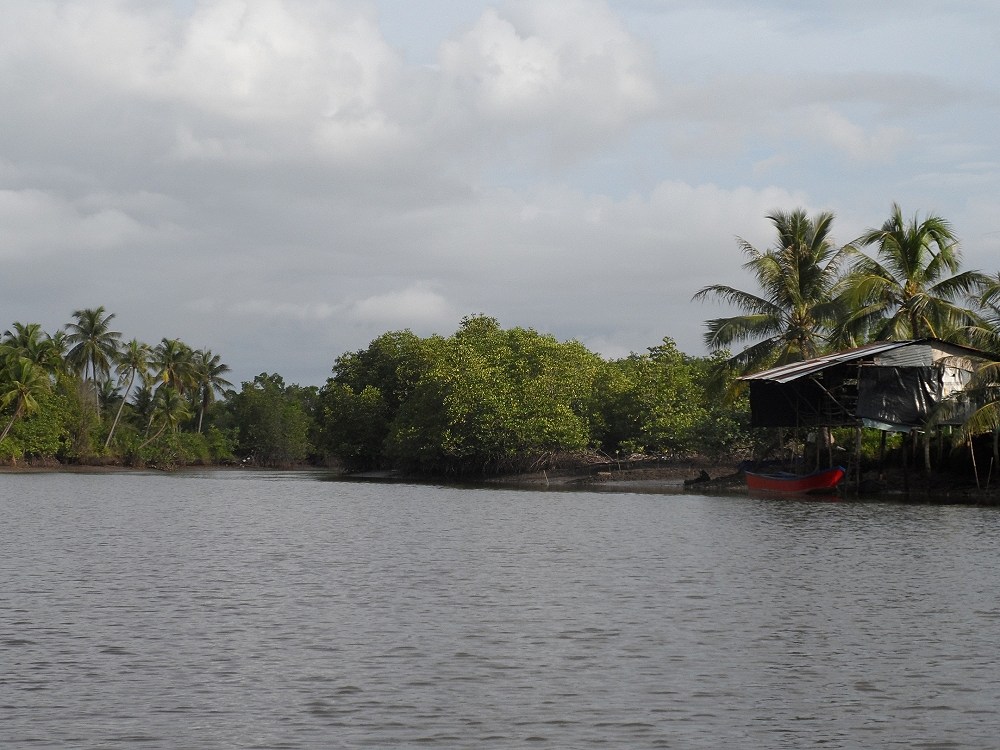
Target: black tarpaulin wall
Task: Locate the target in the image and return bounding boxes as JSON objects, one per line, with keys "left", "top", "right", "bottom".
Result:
{"left": 748, "top": 365, "right": 941, "bottom": 429}
{"left": 749, "top": 379, "right": 830, "bottom": 427}
{"left": 855, "top": 366, "right": 941, "bottom": 429}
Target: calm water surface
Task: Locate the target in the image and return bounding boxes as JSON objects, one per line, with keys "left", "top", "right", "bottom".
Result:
{"left": 3, "top": 470, "right": 1000, "bottom": 748}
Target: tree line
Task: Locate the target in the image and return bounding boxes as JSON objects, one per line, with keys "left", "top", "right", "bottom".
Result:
{"left": 0, "top": 307, "right": 237, "bottom": 465}
{"left": 5, "top": 203, "right": 999, "bottom": 474}
{"left": 0, "top": 307, "right": 319, "bottom": 467}
{"left": 0, "top": 308, "right": 753, "bottom": 471}
{"left": 318, "top": 317, "right": 749, "bottom": 474}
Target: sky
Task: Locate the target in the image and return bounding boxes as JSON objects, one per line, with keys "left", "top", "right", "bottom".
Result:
{"left": 2, "top": 0, "right": 999, "bottom": 387}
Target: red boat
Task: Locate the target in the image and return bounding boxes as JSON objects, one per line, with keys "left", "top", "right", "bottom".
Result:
{"left": 744, "top": 465, "right": 846, "bottom": 494}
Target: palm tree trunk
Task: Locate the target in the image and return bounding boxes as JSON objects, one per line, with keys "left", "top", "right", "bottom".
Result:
{"left": 902, "top": 432, "right": 910, "bottom": 497}
{"left": 0, "top": 415, "right": 17, "bottom": 443}
{"left": 104, "top": 371, "right": 135, "bottom": 449}
{"left": 969, "top": 435, "right": 980, "bottom": 489}
{"left": 0, "top": 402, "right": 24, "bottom": 443}
{"left": 138, "top": 422, "right": 167, "bottom": 451}
{"left": 854, "top": 426, "right": 862, "bottom": 496}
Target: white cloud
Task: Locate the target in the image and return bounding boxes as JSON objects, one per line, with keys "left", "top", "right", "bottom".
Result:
{"left": 348, "top": 284, "right": 455, "bottom": 327}
{"left": 3, "top": 0, "right": 413, "bottom": 167}
{"left": 799, "top": 105, "right": 908, "bottom": 162}
{"left": 1, "top": 0, "right": 999, "bottom": 385}
{"left": 438, "top": 0, "right": 659, "bottom": 155}
{"left": 0, "top": 188, "right": 152, "bottom": 259}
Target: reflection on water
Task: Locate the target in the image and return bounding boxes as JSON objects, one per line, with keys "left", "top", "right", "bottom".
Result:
{"left": 3, "top": 470, "right": 1000, "bottom": 748}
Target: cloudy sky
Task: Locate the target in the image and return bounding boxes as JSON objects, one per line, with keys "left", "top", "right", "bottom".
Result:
{"left": 3, "top": 0, "right": 999, "bottom": 386}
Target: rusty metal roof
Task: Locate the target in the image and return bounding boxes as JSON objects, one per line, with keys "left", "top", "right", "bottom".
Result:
{"left": 739, "top": 340, "right": 923, "bottom": 383}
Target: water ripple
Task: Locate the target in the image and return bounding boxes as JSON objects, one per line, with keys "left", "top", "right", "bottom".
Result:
{"left": 3, "top": 473, "right": 1000, "bottom": 747}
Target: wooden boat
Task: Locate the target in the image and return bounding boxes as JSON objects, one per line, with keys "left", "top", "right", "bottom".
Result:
{"left": 744, "top": 465, "right": 845, "bottom": 494}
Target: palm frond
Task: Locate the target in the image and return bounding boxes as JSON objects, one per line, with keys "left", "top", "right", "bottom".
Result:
{"left": 703, "top": 314, "right": 782, "bottom": 350}
{"left": 692, "top": 285, "right": 782, "bottom": 319}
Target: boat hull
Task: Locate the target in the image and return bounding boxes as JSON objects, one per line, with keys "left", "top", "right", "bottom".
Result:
{"left": 744, "top": 466, "right": 846, "bottom": 494}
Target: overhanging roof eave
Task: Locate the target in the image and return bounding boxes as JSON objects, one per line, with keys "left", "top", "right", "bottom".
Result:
{"left": 738, "top": 341, "right": 918, "bottom": 384}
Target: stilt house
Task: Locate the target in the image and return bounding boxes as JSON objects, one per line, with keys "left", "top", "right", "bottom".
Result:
{"left": 739, "top": 339, "right": 996, "bottom": 433}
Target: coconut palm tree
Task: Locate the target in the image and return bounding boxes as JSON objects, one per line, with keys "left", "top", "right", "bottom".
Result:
{"left": 956, "top": 272, "right": 1000, "bottom": 354}
{"left": 939, "top": 272, "right": 1000, "bottom": 469}
{"left": 4, "top": 322, "right": 46, "bottom": 359}
{"left": 65, "top": 307, "right": 122, "bottom": 424}
{"left": 2, "top": 323, "right": 65, "bottom": 377}
{"left": 836, "top": 204, "right": 987, "bottom": 343}
{"left": 693, "top": 208, "right": 848, "bottom": 375}
{"left": 96, "top": 378, "right": 122, "bottom": 414}
{"left": 0, "top": 358, "right": 50, "bottom": 443}
{"left": 192, "top": 349, "right": 232, "bottom": 433}
{"left": 46, "top": 329, "right": 68, "bottom": 358}
{"left": 152, "top": 338, "right": 196, "bottom": 395}
{"left": 131, "top": 383, "right": 157, "bottom": 435}
{"left": 64, "top": 306, "right": 121, "bottom": 384}
{"left": 105, "top": 339, "right": 151, "bottom": 449}
{"left": 138, "top": 386, "right": 192, "bottom": 450}
{"left": 44, "top": 330, "right": 70, "bottom": 378}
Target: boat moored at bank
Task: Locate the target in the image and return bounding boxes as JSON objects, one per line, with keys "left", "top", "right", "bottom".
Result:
{"left": 744, "top": 465, "right": 846, "bottom": 494}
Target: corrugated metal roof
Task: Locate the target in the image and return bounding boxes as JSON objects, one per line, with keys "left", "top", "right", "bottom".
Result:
{"left": 739, "top": 340, "right": 919, "bottom": 383}
{"left": 871, "top": 346, "right": 933, "bottom": 367}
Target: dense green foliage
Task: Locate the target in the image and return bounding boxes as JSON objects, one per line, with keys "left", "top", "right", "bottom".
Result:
{"left": 226, "top": 374, "right": 316, "bottom": 467}
{"left": 0, "top": 310, "right": 307, "bottom": 468}
{"left": 0, "top": 308, "right": 759, "bottom": 474}
{"left": 318, "top": 316, "right": 751, "bottom": 474}
{"left": 384, "top": 317, "right": 601, "bottom": 473}
{"left": 10, "top": 202, "right": 998, "bottom": 476}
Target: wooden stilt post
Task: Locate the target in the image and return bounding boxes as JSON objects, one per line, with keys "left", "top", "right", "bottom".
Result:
{"left": 970, "top": 435, "right": 981, "bottom": 490}
{"left": 878, "top": 430, "right": 887, "bottom": 481}
{"left": 902, "top": 432, "right": 910, "bottom": 498}
{"left": 854, "top": 426, "right": 862, "bottom": 496}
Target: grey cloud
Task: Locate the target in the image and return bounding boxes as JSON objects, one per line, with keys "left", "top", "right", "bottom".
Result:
{"left": 1, "top": 0, "right": 999, "bottom": 386}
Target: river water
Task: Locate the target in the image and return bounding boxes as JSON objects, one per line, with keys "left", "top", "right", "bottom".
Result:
{"left": 3, "top": 470, "right": 1000, "bottom": 748}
